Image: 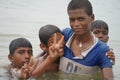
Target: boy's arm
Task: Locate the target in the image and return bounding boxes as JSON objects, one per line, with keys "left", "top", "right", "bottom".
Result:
{"left": 31, "top": 56, "right": 58, "bottom": 77}
{"left": 100, "top": 48, "right": 114, "bottom": 79}
{"left": 31, "top": 34, "right": 64, "bottom": 78}
{"left": 102, "top": 68, "right": 114, "bottom": 80}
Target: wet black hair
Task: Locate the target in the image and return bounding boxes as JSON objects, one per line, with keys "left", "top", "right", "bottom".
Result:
{"left": 39, "top": 24, "right": 61, "bottom": 46}
{"left": 9, "top": 38, "right": 32, "bottom": 55}
{"left": 91, "top": 20, "right": 109, "bottom": 33}
{"left": 67, "top": 0, "right": 93, "bottom": 16}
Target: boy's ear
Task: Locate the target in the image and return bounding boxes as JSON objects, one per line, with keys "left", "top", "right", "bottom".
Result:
{"left": 40, "top": 43, "right": 47, "bottom": 51}
{"left": 90, "top": 14, "right": 95, "bottom": 23}
{"left": 8, "top": 54, "right": 13, "bottom": 62}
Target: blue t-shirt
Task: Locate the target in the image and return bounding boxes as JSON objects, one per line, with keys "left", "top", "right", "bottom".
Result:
{"left": 62, "top": 28, "right": 112, "bottom": 69}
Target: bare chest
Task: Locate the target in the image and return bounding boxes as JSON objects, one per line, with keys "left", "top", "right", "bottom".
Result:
{"left": 70, "top": 39, "right": 93, "bottom": 57}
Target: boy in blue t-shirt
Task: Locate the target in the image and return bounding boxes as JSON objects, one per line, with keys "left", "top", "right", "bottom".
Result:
{"left": 59, "top": 0, "right": 114, "bottom": 79}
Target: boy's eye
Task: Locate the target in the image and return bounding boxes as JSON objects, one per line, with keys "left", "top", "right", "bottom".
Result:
{"left": 28, "top": 50, "right": 33, "bottom": 55}
{"left": 93, "top": 31, "right": 108, "bottom": 36}
{"left": 102, "top": 32, "right": 108, "bottom": 35}
{"left": 69, "top": 18, "right": 75, "bottom": 22}
{"left": 18, "top": 50, "right": 32, "bottom": 55}
{"left": 48, "top": 40, "right": 54, "bottom": 47}
{"left": 77, "top": 17, "right": 85, "bottom": 21}
{"left": 18, "top": 50, "right": 25, "bottom": 54}
{"left": 69, "top": 17, "right": 85, "bottom": 22}
{"left": 93, "top": 31, "right": 99, "bottom": 34}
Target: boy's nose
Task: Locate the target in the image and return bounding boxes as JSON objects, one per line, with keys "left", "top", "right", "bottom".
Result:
{"left": 24, "top": 53, "right": 30, "bottom": 59}
{"left": 98, "top": 32, "right": 104, "bottom": 37}
{"left": 74, "top": 20, "right": 79, "bottom": 27}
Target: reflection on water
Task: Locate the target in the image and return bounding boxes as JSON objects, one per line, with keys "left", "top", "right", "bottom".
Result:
{"left": 0, "top": 68, "right": 103, "bottom": 80}
{"left": 36, "top": 72, "right": 102, "bottom": 80}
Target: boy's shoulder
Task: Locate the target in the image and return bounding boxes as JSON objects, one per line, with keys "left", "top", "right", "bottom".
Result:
{"left": 93, "top": 40, "right": 110, "bottom": 55}
{"left": 62, "top": 27, "right": 73, "bottom": 42}
{"left": 35, "top": 52, "right": 44, "bottom": 58}
{"left": 62, "top": 27, "right": 72, "bottom": 33}
{"left": 35, "top": 52, "right": 47, "bottom": 60}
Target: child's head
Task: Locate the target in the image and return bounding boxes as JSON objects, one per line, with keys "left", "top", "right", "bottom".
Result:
{"left": 39, "top": 24, "right": 63, "bottom": 52}
{"left": 91, "top": 20, "right": 109, "bottom": 43}
{"left": 67, "top": 0, "right": 94, "bottom": 34}
{"left": 8, "top": 38, "right": 33, "bottom": 68}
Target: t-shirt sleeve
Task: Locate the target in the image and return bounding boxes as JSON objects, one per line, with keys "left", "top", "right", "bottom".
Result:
{"left": 98, "top": 44, "right": 113, "bottom": 69}
{"left": 62, "top": 28, "right": 73, "bottom": 42}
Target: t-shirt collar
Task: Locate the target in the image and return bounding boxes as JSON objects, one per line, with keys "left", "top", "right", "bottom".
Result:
{"left": 66, "top": 32, "right": 99, "bottom": 59}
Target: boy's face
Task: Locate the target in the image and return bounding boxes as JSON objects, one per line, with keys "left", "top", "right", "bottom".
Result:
{"left": 9, "top": 47, "right": 33, "bottom": 68}
{"left": 40, "top": 32, "right": 65, "bottom": 54}
{"left": 92, "top": 27, "right": 109, "bottom": 43}
{"left": 68, "top": 8, "right": 94, "bottom": 35}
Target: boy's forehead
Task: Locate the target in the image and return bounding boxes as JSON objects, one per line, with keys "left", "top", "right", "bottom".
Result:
{"left": 94, "top": 27, "right": 108, "bottom": 31}
{"left": 49, "top": 32, "right": 63, "bottom": 40}
{"left": 51, "top": 32, "right": 62, "bottom": 36}
{"left": 15, "top": 47, "right": 32, "bottom": 51}
{"left": 68, "top": 9, "right": 87, "bottom": 16}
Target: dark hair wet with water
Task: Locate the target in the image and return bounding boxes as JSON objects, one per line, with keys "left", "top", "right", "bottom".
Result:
{"left": 39, "top": 24, "right": 61, "bottom": 46}
{"left": 67, "top": 0, "right": 93, "bottom": 16}
{"left": 91, "top": 20, "right": 109, "bottom": 33}
{"left": 9, "top": 38, "right": 32, "bottom": 54}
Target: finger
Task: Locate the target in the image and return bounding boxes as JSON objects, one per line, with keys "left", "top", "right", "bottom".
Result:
{"left": 106, "top": 52, "right": 114, "bottom": 55}
{"left": 21, "top": 69, "right": 26, "bottom": 78}
{"left": 23, "top": 73, "right": 27, "bottom": 78}
{"left": 53, "top": 33, "right": 57, "bottom": 44}
{"left": 21, "top": 63, "right": 27, "bottom": 70}
{"left": 49, "top": 45, "right": 55, "bottom": 55}
{"left": 110, "top": 48, "right": 113, "bottom": 51}
{"left": 107, "top": 54, "right": 115, "bottom": 58}
{"left": 58, "top": 47, "right": 64, "bottom": 52}
{"left": 110, "top": 60, "right": 115, "bottom": 65}
{"left": 32, "top": 59, "right": 39, "bottom": 69}
{"left": 108, "top": 56, "right": 115, "bottom": 59}
{"left": 106, "top": 52, "right": 115, "bottom": 56}
{"left": 58, "top": 48, "right": 64, "bottom": 56}
{"left": 29, "top": 56, "right": 34, "bottom": 65}
{"left": 58, "top": 35, "right": 64, "bottom": 45}
{"left": 107, "top": 56, "right": 115, "bottom": 63}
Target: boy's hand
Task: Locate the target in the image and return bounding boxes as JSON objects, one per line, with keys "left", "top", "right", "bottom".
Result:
{"left": 20, "top": 57, "right": 38, "bottom": 78}
{"left": 28, "top": 57, "right": 39, "bottom": 74}
{"left": 106, "top": 48, "right": 115, "bottom": 65}
{"left": 48, "top": 33, "right": 64, "bottom": 61}
{"left": 20, "top": 64, "right": 29, "bottom": 78}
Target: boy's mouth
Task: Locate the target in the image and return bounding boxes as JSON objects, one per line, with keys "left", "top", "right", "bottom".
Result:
{"left": 23, "top": 60, "right": 30, "bottom": 64}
